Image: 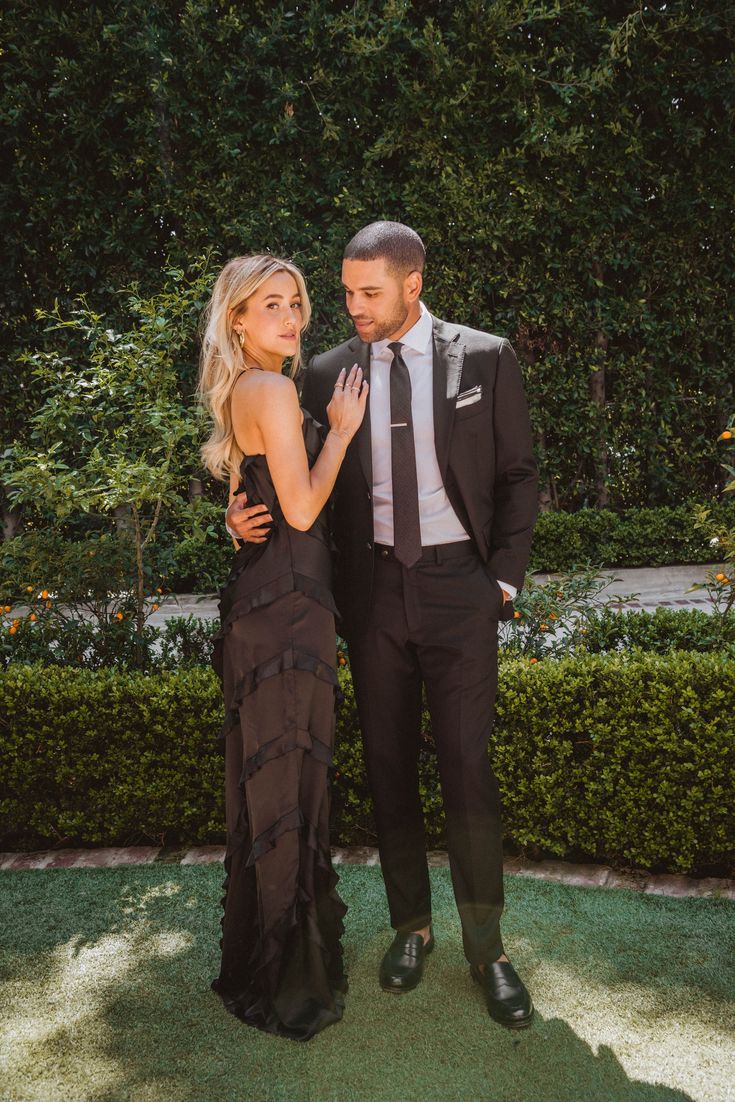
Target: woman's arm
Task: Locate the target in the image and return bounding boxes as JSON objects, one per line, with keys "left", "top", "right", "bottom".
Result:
{"left": 231, "top": 365, "right": 366, "bottom": 532}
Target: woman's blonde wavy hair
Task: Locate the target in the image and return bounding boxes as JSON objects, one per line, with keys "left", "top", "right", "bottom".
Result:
{"left": 197, "top": 254, "right": 311, "bottom": 481}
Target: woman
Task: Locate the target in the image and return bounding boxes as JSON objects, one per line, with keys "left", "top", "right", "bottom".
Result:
{"left": 197, "top": 254, "right": 367, "bottom": 1040}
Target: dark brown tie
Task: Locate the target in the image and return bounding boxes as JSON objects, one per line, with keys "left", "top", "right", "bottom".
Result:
{"left": 388, "top": 342, "right": 422, "bottom": 567}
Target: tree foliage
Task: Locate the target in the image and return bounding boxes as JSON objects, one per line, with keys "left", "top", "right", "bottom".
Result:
{"left": 1, "top": 269, "right": 210, "bottom": 648}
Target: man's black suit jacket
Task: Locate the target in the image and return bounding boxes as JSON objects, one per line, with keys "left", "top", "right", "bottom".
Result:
{"left": 300, "top": 314, "right": 538, "bottom": 637}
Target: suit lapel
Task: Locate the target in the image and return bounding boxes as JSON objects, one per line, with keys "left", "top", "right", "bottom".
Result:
{"left": 432, "top": 317, "right": 465, "bottom": 478}
{"left": 346, "top": 336, "right": 372, "bottom": 490}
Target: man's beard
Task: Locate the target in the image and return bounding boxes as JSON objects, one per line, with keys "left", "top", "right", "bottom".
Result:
{"left": 354, "top": 301, "right": 410, "bottom": 343}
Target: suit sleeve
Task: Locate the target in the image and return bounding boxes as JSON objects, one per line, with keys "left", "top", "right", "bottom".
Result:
{"left": 488, "top": 339, "right": 538, "bottom": 590}
{"left": 298, "top": 355, "right": 315, "bottom": 414}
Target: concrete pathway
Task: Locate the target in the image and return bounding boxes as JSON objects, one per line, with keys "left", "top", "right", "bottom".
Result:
{"left": 148, "top": 563, "right": 724, "bottom": 627}
{"left": 1, "top": 844, "right": 732, "bottom": 900}
{"left": 567, "top": 563, "right": 721, "bottom": 610}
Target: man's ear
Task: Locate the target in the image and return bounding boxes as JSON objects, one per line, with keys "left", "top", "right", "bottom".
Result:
{"left": 405, "top": 270, "right": 423, "bottom": 302}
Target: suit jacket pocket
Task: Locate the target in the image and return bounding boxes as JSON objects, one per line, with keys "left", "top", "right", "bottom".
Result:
{"left": 454, "top": 396, "right": 489, "bottom": 422}
{"left": 456, "top": 385, "right": 482, "bottom": 408}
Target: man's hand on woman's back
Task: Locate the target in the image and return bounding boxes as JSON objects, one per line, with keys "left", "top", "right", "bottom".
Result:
{"left": 225, "top": 494, "right": 273, "bottom": 544}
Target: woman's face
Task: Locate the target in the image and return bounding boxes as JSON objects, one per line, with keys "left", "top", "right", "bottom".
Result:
{"left": 234, "top": 270, "right": 303, "bottom": 368}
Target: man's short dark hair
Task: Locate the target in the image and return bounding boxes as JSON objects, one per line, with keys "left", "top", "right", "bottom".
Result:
{"left": 343, "top": 221, "right": 425, "bottom": 277}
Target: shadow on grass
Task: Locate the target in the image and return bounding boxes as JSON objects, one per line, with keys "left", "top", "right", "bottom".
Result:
{"left": 1, "top": 864, "right": 730, "bottom": 1101}
{"left": 501, "top": 871, "right": 735, "bottom": 1024}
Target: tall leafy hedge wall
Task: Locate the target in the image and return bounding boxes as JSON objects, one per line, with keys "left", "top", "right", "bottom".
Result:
{"left": 2, "top": 0, "right": 733, "bottom": 511}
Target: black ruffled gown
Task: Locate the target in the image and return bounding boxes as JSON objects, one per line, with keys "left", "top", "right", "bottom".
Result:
{"left": 210, "top": 409, "right": 347, "bottom": 1041}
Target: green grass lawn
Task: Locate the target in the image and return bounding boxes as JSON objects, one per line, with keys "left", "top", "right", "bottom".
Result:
{"left": 0, "top": 864, "right": 732, "bottom": 1102}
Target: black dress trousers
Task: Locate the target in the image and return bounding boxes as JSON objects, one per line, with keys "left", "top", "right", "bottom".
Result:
{"left": 347, "top": 544, "right": 506, "bottom": 965}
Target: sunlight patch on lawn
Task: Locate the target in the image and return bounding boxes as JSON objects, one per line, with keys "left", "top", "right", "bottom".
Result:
{"left": 525, "top": 958, "right": 734, "bottom": 1102}
{"left": 1, "top": 921, "right": 192, "bottom": 1102}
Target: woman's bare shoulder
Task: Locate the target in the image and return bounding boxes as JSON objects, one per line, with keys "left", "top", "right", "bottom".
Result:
{"left": 232, "top": 370, "right": 298, "bottom": 412}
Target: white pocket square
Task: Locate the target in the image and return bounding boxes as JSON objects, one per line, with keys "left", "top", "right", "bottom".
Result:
{"left": 456, "top": 385, "right": 482, "bottom": 409}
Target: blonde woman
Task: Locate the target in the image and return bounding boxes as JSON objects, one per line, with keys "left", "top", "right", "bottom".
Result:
{"left": 198, "top": 254, "right": 367, "bottom": 1040}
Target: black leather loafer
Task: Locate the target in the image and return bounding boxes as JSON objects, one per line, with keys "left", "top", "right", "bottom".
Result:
{"left": 379, "top": 929, "right": 435, "bottom": 992}
{"left": 470, "top": 960, "right": 534, "bottom": 1029}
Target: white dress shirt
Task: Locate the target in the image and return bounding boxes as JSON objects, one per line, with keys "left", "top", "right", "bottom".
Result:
{"left": 370, "top": 302, "right": 516, "bottom": 599}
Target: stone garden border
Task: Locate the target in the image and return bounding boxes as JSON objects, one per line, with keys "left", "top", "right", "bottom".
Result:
{"left": 1, "top": 846, "right": 732, "bottom": 899}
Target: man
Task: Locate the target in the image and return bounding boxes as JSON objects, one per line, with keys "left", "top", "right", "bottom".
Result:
{"left": 227, "top": 222, "right": 538, "bottom": 1028}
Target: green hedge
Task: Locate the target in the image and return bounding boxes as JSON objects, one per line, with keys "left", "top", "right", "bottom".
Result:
{"left": 528, "top": 499, "right": 735, "bottom": 573}
{"left": 581, "top": 608, "right": 735, "bottom": 655}
{"left": 493, "top": 653, "right": 734, "bottom": 874}
{"left": 2, "top": 1, "right": 734, "bottom": 512}
{"left": 2, "top": 656, "right": 733, "bottom": 874}
{"left": 5, "top": 605, "right": 735, "bottom": 673}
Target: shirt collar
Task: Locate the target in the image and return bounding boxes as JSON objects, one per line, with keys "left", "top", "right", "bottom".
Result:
{"left": 371, "top": 301, "right": 433, "bottom": 359}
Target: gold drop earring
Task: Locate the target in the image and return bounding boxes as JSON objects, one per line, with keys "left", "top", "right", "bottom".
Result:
{"left": 238, "top": 330, "right": 245, "bottom": 348}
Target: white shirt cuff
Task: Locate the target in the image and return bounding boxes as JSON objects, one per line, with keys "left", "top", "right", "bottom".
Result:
{"left": 497, "top": 580, "right": 517, "bottom": 601}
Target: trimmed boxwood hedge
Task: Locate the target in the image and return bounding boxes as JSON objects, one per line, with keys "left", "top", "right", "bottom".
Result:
{"left": 524, "top": 499, "right": 735, "bottom": 574}
{"left": 581, "top": 608, "right": 735, "bottom": 655}
{"left": 2, "top": 655, "right": 733, "bottom": 874}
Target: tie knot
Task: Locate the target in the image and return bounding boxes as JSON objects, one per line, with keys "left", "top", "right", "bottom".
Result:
{"left": 388, "top": 341, "right": 403, "bottom": 358}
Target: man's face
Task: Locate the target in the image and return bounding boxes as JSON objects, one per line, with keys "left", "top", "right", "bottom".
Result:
{"left": 341, "top": 258, "right": 413, "bottom": 343}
